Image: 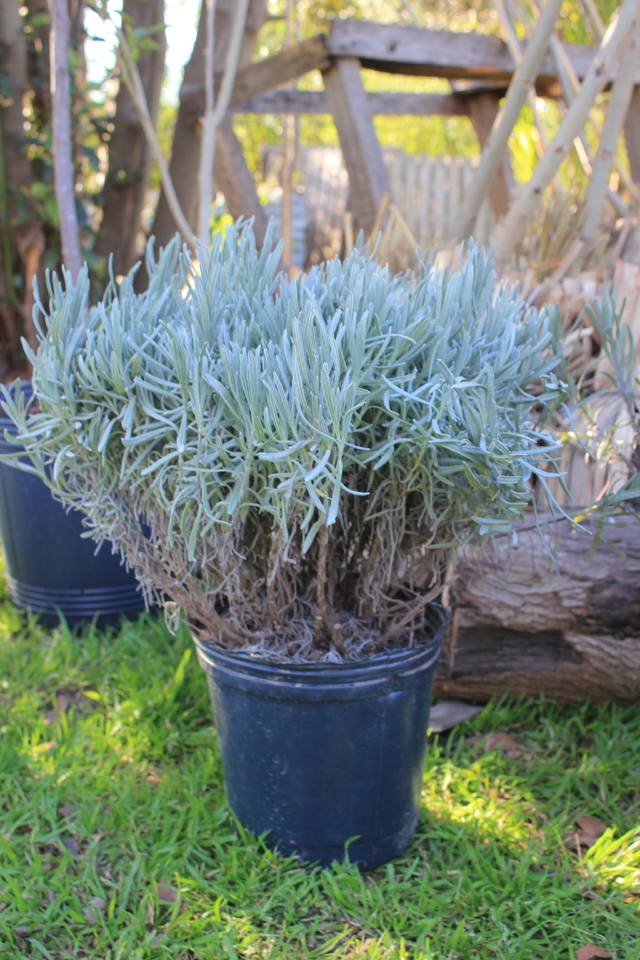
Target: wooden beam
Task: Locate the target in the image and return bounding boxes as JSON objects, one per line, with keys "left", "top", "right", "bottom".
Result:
{"left": 230, "top": 88, "right": 471, "bottom": 116}
{"left": 229, "top": 34, "right": 330, "bottom": 106}
{"left": 624, "top": 85, "right": 640, "bottom": 184}
{"left": 465, "top": 91, "right": 515, "bottom": 220}
{"left": 321, "top": 57, "right": 391, "bottom": 236}
{"left": 226, "top": 20, "right": 640, "bottom": 117}
{"left": 325, "top": 19, "right": 640, "bottom": 96}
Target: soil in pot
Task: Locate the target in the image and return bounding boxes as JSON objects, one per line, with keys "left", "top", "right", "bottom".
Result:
{"left": 194, "top": 603, "right": 448, "bottom": 869}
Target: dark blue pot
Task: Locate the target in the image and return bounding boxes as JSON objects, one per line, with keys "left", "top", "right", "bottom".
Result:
{"left": 194, "top": 605, "right": 447, "bottom": 869}
{"left": 0, "top": 386, "right": 145, "bottom": 628}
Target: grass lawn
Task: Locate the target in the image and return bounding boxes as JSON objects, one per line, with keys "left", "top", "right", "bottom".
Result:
{"left": 0, "top": 578, "right": 638, "bottom": 960}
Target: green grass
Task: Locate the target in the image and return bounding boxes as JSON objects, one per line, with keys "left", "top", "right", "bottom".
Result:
{"left": 0, "top": 576, "right": 638, "bottom": 960}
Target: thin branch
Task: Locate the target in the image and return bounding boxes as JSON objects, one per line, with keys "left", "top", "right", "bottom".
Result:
{"left": 50, "top": 0, "right": 82, "bottom": 280}
{"left": 383, "top": 562, "right": 442, "bottom": 642}
{"left": 267, "top": 528, "right": 284, "bottom": 629}
{"left": 494, "top": 0, "right": 549, "bottom": 154}
{"left": 197, "top": 0, "right": 217, "bottom": 245}
{"left": 314, "top": 523, "right": 329, "bottom": 647}
{"left": 454, "top": 0, "right": 564, "bottom": 242}
{"left": 197, "top": 0, "right": 250, "bottom": 245}
{"left": 581, "top": 23, "right": 640, "bottom": 242}
{"left": 116, "top": 26, "right": 197, "bottom": 248}
{"left": 517, "top": 0, "right": 639, "bottom": 207}
{"left": 212, "top": 0, "right": 250, "bottom": 129}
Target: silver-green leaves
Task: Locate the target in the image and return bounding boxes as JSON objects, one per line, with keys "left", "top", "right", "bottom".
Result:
{"left": 1, "top": 222, "right": 566, "bottom": 659}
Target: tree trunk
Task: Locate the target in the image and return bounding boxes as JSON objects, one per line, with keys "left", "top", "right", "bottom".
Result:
{"left": 95, "top": 0, "right": 166, "bottom": 276}
{"left": 150, "top": 0, "right": 267, "bottom": 250}
{"left": 433, "top": 515, "right": 640, "bottom": 703}
{"left": 0, "top": 0, "right": 46, "bottom": 369}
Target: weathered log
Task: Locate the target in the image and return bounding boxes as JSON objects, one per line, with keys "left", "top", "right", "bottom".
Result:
{"left": 433, "top": 515, "right": 640, "bottom": 703}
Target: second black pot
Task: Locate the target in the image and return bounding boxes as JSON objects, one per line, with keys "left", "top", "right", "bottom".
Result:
{"left": 194, "top": 604, "right": 448, "bottom": 870}
{"left": 0, "top": 390, "right": 145, "bottom": 628}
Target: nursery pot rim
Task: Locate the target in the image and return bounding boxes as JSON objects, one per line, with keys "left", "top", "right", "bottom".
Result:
{"left": 193, "top": 603, "right": 449, "bottom": 702}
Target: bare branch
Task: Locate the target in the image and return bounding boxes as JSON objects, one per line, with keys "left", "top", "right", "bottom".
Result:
{"left": 50, "top": 0, "right": 81, "bottom": 280}
{"left": 454, "top": 0, "right": 563, "bottom": 242}
{"left": 581, "top": 24, "right": 640, "bottom": 242}
{"left": 116, "top": 26, "right": 197, "bottom": 248}
{"left": 197, "top": 0, "right": 217, "bottom": 245}
{"left": 493, "top": 0, "right": 640, "bottom": 272}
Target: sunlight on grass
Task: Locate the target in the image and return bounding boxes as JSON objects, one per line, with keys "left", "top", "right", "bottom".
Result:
{"left": 421, "top": 757, "right": 542, "bottom": 848}
{"left": 0, "top": 595, "right": 639, "bottom": 959}
{"left": 583, "top": 827, "right": 640, "bottom": 896}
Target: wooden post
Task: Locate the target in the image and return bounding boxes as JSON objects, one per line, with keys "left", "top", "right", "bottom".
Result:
{"left": 624, "top": 85, "right": 640, "bottom": 183}
{"left": 466, "top": 91, "right": 515, "bottom": 220}
{"left": 322, "top": 57, "right": 391, "bottom": 236}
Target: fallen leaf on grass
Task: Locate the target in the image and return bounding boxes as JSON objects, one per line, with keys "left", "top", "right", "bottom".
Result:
{"left": 61, "top": 837, "right": 79, "bottom": 857}
{"left": 576, "top": 945, "right": 611, "bottom": 960}
{"left": 82, "top": 895, "right": 106, "bottom": 923}
{"left": 564, "top": 816, "right": 607, "bottom": 852}
{"left": 156, "top": 884, "right": 177, "bottom": 903}
{"left": 428, "top": 700, "right": 484, "bottom": 733}
{"left": 14, "top": 925, "right": 42, "bottom": 937}
{"left": 467, "top": 732, "right": 525, "bottom": 759}
{"left": 44, "top": 694, "right": 70, "bottom": 725}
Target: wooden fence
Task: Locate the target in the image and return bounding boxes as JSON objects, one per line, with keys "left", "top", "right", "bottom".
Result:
{"left": 264, "top": 147, "right": 495, "bottom": 269}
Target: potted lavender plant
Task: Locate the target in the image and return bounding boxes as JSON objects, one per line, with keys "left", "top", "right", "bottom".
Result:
{"left": 2, "top": 223, "right": 565, "bottom": 867}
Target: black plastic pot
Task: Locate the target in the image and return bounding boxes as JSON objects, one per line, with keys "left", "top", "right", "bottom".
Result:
{"left": 194, "top": 605, "right": 448, "bottom": 869}
{"left": 0, "top": 388, "right": 145, "bottom": 628}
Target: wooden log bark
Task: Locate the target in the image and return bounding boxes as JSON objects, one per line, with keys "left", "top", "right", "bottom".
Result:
{"left": 433, "top": 515, "right": 640, "bottom": 704}
{"left": 322, "top": 57, "right": 391, "bottom": 235}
